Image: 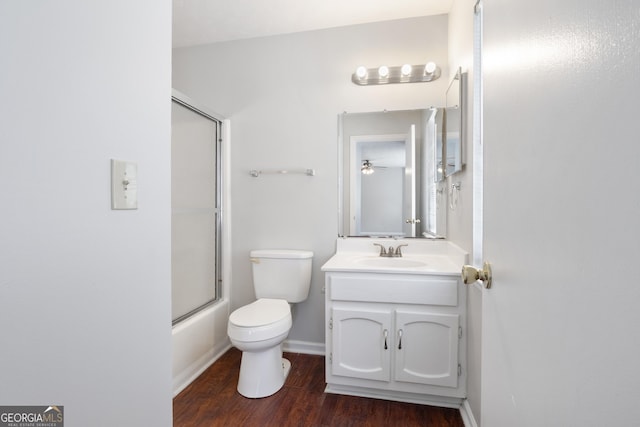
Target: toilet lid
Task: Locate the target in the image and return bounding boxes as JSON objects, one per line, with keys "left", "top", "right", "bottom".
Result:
{"left": 229, "top": 298, "right": 290, "bottom": 328}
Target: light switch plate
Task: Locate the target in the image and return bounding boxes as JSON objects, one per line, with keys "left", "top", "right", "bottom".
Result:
{"left": 111, "top": 159, "right": 138, "bottom": 210}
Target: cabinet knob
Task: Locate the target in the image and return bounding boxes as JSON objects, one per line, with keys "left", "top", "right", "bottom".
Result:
{"left": 461, "top": 262, "right": 492, "bottom": 289}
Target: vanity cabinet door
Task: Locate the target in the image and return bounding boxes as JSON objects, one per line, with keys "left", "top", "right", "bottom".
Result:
{"left": 331, "top": 306, "right": 392, "bottom": 382}
{"left": 394, "top": 310, "right": 459, "bottom": 388}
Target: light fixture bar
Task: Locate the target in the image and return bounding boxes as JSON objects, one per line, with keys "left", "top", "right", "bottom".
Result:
{"left": 351, "top": 63, "right": 441, "bottom": 86}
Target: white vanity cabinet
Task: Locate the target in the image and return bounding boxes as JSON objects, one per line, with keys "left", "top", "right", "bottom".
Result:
{"left": 324, "top": 271, "right": 466, "bottom": 406}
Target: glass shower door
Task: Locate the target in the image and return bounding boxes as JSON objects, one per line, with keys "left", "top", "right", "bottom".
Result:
{"left": 171, "top": 98, "right": 221, "bottom": 324}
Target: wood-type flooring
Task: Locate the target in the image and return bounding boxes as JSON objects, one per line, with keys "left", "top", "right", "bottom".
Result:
{"left": 173, "top": 348, "right": 464, "bottom": 427}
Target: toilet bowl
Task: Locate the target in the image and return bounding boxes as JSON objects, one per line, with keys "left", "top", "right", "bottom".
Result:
{"left": 228, "top": 298, "right": 293, "bottom": 398}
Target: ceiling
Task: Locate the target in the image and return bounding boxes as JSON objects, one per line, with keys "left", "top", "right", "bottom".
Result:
{"left": 173, "top": 0, "right": 453, "bottom": 48}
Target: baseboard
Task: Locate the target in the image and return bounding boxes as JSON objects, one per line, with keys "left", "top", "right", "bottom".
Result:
{"left": 283, "top": 339, "right": 325, "bottom": 355}
{"left": 325, "top": 384, "right": 463, "bottom": 408}
{"left": 459, "top": 399, "right": 478, "bottom": 427}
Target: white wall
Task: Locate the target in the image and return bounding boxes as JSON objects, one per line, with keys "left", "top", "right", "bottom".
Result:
{"left": 361, "top": 167, "right": 404, "bottom": 234}
{"left": 0, "top": 2, "right": 172, "bottom": 426}
{"left": 173, "top": 16, "right": 449, "bottom": 346}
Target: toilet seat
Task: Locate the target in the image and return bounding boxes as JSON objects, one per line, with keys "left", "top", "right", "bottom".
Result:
{"left": 228, "top": 298, "right": 292, "bottom": 343}
{"left": 230, "top": 298, "right": 290, "bottom": 327}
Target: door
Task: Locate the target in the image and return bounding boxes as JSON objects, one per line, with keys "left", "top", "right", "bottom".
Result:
{"left": 402, "top": 125, "right": 417, "bottom": 236}
{"left": 331, "top": 306, "right": 391, "bottom": 381}
{"left": 479, "top": 1, "right": 640, "bottom": 426}
{"left": 171, "top": 95, "right": 222, "bottom": 325}
{"left": 394, "top": 310, "right": 459, "bottom": 388}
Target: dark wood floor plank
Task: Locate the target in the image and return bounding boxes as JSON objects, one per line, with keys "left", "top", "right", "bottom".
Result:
{"left": 173, "top": 348, "right": 464, "bottom": 427}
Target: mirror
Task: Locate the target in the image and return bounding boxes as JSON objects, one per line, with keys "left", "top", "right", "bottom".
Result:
{"left": 339, "top": 109, "right": 447, "bottom": 238}
{"left": 444, "top": 68, "right": 463, "bottom": 176}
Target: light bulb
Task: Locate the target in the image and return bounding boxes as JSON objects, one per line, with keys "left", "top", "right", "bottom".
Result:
{"left": 361, "top": 160, "right": 375, "bottom": 175}
{"left": 355, "top": 66, "right": 368, "bottom": 80}
{"left": 361, "top": 167, "right": 374, "bottom": 175}
{"left": 401, "top": 64, "right": 412, "bottom": 76}
{"left": 424, "top": 62, "right": 437, "bottom": 75}
{"left": 378, "top": 65, "right": 389, "bottom": 78}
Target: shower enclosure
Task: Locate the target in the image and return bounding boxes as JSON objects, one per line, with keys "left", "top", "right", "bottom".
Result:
{"left": 171, "top": 93, "right": 222, "bottom": 325}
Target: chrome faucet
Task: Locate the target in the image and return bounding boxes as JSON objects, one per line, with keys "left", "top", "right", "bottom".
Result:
{"left": 373, "top": 243, "right": 408, "bottom": 257}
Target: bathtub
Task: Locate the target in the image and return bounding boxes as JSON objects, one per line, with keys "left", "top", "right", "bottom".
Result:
{"left": 172, "top": 299, "right": 231, "bottom": 396}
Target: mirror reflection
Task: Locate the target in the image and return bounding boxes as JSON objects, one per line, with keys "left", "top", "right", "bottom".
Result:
{"left": 339, "top": 109, "right": 447, "bottom": 238}
{"left": 444, "top": 68, "right": 463, "bottom": 176}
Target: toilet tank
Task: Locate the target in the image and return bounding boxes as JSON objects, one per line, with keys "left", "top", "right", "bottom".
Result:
{"left": 250, "top": 249, "right": 313, "bottom": 303}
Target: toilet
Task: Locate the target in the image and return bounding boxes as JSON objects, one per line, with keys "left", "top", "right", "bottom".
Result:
{"left": 227, "top": 249, "right": 313, "bottom": 398}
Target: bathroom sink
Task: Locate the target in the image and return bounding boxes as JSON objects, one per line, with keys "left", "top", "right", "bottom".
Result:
{"left": 355, "top": 257, "right": 428, "bottom": 268}
{"left": 321, "top": 239, "right": 467, "bottom": 276}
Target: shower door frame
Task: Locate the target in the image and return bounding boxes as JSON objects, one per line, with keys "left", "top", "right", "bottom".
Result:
{"left": 171, "top": 89, "right": 224, "bottom": 326}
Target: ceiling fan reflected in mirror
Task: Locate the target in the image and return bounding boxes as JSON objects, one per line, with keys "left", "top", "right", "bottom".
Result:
{"left": 361, "top": 159, "right": 387, "bottom": 175}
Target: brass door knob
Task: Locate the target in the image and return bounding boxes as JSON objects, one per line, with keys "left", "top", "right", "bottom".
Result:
{"left": 461, "top": 262, "right": 492, "bottom": 289}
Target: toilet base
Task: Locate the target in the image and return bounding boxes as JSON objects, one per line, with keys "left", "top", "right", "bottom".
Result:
{"left": 282, "top": 358, "right": 291, "bottom": 379}
{"left": 237, "top": 344, "right": 291, "bottom": 398}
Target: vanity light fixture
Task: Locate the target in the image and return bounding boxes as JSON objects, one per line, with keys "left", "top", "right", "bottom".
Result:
{"left": 352, "top": 61, "right": 441, "bottom": 85}
{"left": 361, "top": 160, "right": 375, "bottom": 175}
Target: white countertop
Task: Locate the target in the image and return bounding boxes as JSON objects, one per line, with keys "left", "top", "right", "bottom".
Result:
{"left": 321, "top": 238, "right": 468, "bottom": 276}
